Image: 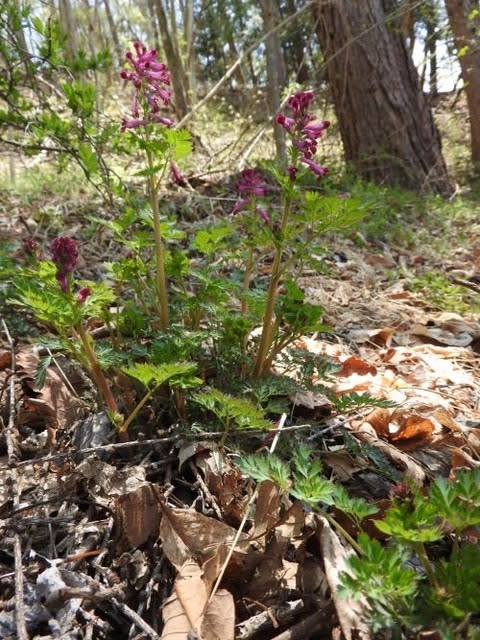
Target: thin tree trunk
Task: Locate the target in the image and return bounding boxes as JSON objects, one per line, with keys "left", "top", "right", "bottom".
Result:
{"left": 314, "top": 0, "right": 453, "bottom": 196}
{"left": 104, "top": 0, "right": 122, "bottom": 62}
{"left": 153, "top": 0, "right": 189, "bottom": 118}
{"left": 260, "top": 0, "right": 287, "bottom": 161}
{"left": 58, "top": 0, "right": 78, "bottom": 61}
{"left": 445, "top": 0, "right": 480, "bottom": 170}
{"left": 184, "top": 0, "right": 196, "bottom": 102}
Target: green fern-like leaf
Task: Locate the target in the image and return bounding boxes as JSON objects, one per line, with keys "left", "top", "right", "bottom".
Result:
{"left": 239, "top": 453, "right": 291, "bottom": 490}
{"left": 123, "top": 362, "right": 201, "bottom": 389}
{"left": 194, "top": 388, "right": 272, "bottom": 431}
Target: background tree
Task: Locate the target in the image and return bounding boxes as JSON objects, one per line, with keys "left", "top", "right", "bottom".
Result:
{"left": 314, "top": 0, "right": 453, "bottom": 196}
{"left": 260, "top": 0, "right": 287, "bottom": 160}
{"left": 445, "top": 0, "right": 480, "bottom": 171}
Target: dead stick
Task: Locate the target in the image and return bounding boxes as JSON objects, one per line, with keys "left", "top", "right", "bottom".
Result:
{"left": 1, "top": 319, "right": 28, "bottom": 640}
{"left": 111, "top": 597, "right": 161, "bottom": 640}
{"left": 270, "top": 605, "right": 334, "bottom": 640}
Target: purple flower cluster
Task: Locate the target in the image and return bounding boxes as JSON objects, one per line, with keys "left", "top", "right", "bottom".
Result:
{"left": 232, "top": 169, "right": 270, "bottom": 223}
{"left": 120, "top": 42, "right": 175, "bottom": 132}
{"left": 50, "top": 236, "right": 78, "bottom": 292}
{"left": 276, "top": 90, "right": 330, "bottom": 179}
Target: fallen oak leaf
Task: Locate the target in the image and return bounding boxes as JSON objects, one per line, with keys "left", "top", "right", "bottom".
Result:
{"left": 338, "top": 356, "right": 377, "bottom": 377}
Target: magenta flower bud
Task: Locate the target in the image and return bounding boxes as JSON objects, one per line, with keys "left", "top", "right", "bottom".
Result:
{"left": 287, "top": 165, "right": 298, "bottom": 181}
{"left": 170, "top": 161, "right": 186, "bottom": 185}
{"left": 300, "top": 156, "right": 329, "bottom": 179}
{"left": 77, "top": 287, "right": 92, "bottom": 304}
{"left": 288, "top": 90, "right": 314, "bottom": 116}
{"left": 232, "top": 198, "right": 248, "bottom": 215}
{"left": 294, "top": 138, "right": 317, "bottom": 158}
{"left": 56, "top": 272, "right": 69, "bottom": 293}
{"left": 275, "top": 113, "right": 295, "bottom": 132}
{"left": 303, "top": 120, "right": 330, "bottom": 140}
{"left": 150, "top": 114, "right": 175, "bottom": 127}
{"left": 121, "top": 117, "right": 149, "bottom": 132}
{"left": 256, "top": 206, "right": 270, "bottom": 224}
{"left": 51, "top": 236, "right": 78, "bottom": 273}
{"left": 23, "top": 238, "right": 39, "bottom": 255}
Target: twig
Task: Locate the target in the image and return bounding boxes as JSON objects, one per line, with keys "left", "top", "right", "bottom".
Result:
{"left": 111, "top": 597, "right": 161, "bottom": 640}
{"left": 1, "top": 319, "right": 28, "bottom": 640}
{"left": 269, "top": 605, "right": 334, "bottom": 640}
{"left": 0, "top": 423, "right": 327, "bottom": 473}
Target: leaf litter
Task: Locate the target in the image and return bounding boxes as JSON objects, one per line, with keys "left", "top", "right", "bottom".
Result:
{"left": 1, "top": 212, "right": 480, "bottom": 639}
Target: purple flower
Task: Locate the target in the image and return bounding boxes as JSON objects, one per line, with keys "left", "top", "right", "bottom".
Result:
{"left": 77, "top": 287, "right": 91, "bottom": 304}
{"left": 232, "top": 198, "right": 249, "bottom": 215}
{"left": 256, "top": 206, "right": 270, "bottom": 224}
{"left": 51, "top": 236, "right": 78, "bottom": 293}
{"left": 232, "top": 169, "right": 269, "bottom": 217}
{"left": 150, "top": 114, "right": 175, "bottom": 127}
{"left": 300, "top": 156, "right": 329, "bottom": 179}
{"left": 287, "top": 165, "right": 298, "bottom": 181}
{"left": 120, "top": 42, "right": 174, "bottom": 132}
{"left": 303, "top": 120, "right": 330, "bottom": 140}
{"left": 288, "top": 90, "right": 314, "bottom": 117}
{"left": 237, "top": 169, "right": 268, "bottom": 197}
{"left": 170, "top": 161, "right": 186, "bottom": 185}
{"left": 276, "top": 90, "right": 329, "bottom": 180}
{"left": 51, "top": 236, "right": 78, "bottom": 273}
{"left": 275, "top": 113, "right": 295, "bottom": 132}
{"left": 121, "top": 117, "right": 149, "bottom": 132}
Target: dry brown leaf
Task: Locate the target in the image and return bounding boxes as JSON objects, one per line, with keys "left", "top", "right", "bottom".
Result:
{"left": 114, "top": 484, "right": 163, "bottom": 549}
{"left": 364, "top": 407, "right": 391, "bottom": 438}
{"left": 317, "top": 516, "right": 371, "bottom": 640}
{"left": 161, "top": 591, "right": 193, "bottom": 639}
{"left": 16, "top": 348, "right": 88, "bottom": 434}
{"left": 323, "top": 451, "right": 370, "bottom": 481}
{"left": 159, "top": 504, "right": 261, "bottom": 588}
{"left": 175, "top": 560, "right": 208, "bottom": 630}
{"left": 450, "top": 448, "right": 480, "bottom": 474}
{"left": 390, "top": 414, "right": 434, "bottom": 443}
{"left": 201, "top": 589, "right": 235, "bottom": 640}
{"left": 354, "top": 422, "right": 426, "bottom": 484}
{"left": 251, "top": 480, "right": 282, "bottom": 539}
{"left": 338, "top": 356, "right": 376, "bottom": 377}
{"left": 163, "top": 560, "right": 234, "bottom": 640}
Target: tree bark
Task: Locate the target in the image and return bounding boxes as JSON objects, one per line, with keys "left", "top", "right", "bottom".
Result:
{"left": 152, "top": 0, "right": 189, "bottom": 118}
{"left": 260, "top": 0, "right": 287, "bottom": 162}
{"left": 445, "top": 0, "right": 480, "bottom": 170}
{"left": 58, "top": 0, "right": 78, "bottom": 61}
{"left": 314, "top": 0, "right": 453, "bottom": 196}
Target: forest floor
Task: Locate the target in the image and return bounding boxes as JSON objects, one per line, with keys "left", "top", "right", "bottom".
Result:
{"left": 1, "top": 109, "right": 480, "bottom": 639}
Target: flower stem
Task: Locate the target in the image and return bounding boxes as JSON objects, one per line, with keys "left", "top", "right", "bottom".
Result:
{"left": 76, "top": 324, "right": 122, "bottom": 426}
{"left": 147, "top": 152, "right": 169, "bottom": 330}
{"left": 415, "top": 541, "right": 439, "bottom": 590}
{"left": 252, "top": 195, "right": 292, "bottom": 378}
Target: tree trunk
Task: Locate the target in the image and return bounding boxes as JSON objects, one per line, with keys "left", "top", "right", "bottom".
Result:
{"left": 152, "top": 0, "right": 189, "bottom": 118}
{"left": 260, "top": 0, "right": 287, "bottom": 162}
{"left": 445, "top": 0, "right": 480, "bottom": 170}
{"left": 58, "top": 0, "right": 78, "bottom": 61}
{"left": 103, "top": 0, "right": 122, "bottom": 63}
{"left": 314, "top": 0, "right": 453, "bottom": 196}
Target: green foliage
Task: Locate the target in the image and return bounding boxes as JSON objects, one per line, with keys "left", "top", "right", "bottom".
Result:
{"left": 331, "top": 392, "right": 397, "bottom": 412}
{"left": 411, "top": 271, "right": 472, "bottom": 313}
{"left": 240, "top": 453, "right": 291, "bottom": 490}
{"left": 123, "top": 362, "right": 202, "bottom": 390}
{"left": 340, "top": 468, "right": 480, "bottom": 634}
{"left": 194, "top": 388, "right": 272, "bottom": 432}
{"left": 12, "top": 262, "right": 114, "bottom": 331}
{"left": 339, "top": 534, "right": 419, "bottom": 631}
